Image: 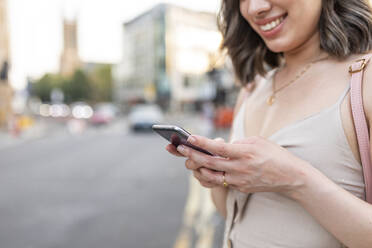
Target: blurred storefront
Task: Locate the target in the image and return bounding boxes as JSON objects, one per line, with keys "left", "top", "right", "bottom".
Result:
{"left": 113, "top": 4, "right": 234, "bottom": 111}
{"left": 0, "top": 0, "right": 12, "bottom": 128}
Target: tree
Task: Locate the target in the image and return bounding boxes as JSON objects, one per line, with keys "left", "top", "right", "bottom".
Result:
{"left": 31, "top": 65, "right": 113, "bottom": 104}
{"left": 89, "top": 64, "right": 113, "bottom": 102}
{"left": 62, "top": 69, "right": 92, "bottom": 103}
{"left": 31, "top": 74, "right": 64, "bottom": 102}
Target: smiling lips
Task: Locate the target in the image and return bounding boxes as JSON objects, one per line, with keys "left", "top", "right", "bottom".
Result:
{"left": 254, "top": 13, "right": 287, "bottom": 34}
{"left": 259, "top": 16, "right": 285, "bottom": 31}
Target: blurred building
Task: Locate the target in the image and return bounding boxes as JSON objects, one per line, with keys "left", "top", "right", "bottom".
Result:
{"left": 0, "top": 0, "right": 12, "bottom": 128}
{"left": 60, "top": 19, "right": 81, "bottom": 76}
{"left": 113, "top": 4, "right": 232, "bottom": 110}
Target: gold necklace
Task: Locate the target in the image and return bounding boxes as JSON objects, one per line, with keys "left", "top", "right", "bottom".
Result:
{"left": 266, "top": 56, "right": 329, "bottom": 106}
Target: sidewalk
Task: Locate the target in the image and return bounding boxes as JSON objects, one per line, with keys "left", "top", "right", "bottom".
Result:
{"left": 0, "top": 119, "right": 46, "bottom": 150}
{"left": 0, "top": 116, "right": 130, "bottom": 151}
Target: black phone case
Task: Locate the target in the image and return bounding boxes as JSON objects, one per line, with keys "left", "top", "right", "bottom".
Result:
{"left": 152, "top": 125, "right": 213, "bottom": 156}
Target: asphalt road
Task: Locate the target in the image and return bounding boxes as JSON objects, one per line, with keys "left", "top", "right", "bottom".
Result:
{"left": 0, "top": 126, "right": 190, "bottom": 248}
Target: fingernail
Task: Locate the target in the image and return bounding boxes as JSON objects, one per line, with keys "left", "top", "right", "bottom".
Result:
{"left": 177, "top": 145, "right": 185, "bottom": 153}
{"left": 188, "top": 136, "right": 196, "bottom": 144}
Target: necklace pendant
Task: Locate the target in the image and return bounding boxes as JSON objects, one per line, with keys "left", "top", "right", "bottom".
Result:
{"left": 267, "top": 95, "right": 275, "bottom": 106}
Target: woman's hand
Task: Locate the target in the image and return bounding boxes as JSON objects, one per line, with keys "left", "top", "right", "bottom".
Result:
{"left": 166, "top": 138, "right": 226, "bottom": 189}
{"left": 165, "top": 143, "right": 185, "bottom": 157}
{"left": 176, "top": 135, "right": 311, "bottom": 197}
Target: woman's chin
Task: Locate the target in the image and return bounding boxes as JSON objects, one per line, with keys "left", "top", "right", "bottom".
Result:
{"left": 265, "top": 43, "right": 292, "bottom": 54}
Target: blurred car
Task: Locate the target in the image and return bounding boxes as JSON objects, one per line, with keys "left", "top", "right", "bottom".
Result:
{"left": 90, "top": 103, "right": 119, "bottom": 125}
{"left": 70, "top": 102, "right": 94, "bottom": 119}
{"left": 128, "top": 104, "right": 164, "bottom": 132}
{"left": 39, "top": 103, "right": 70, "bottom": 118}
{"left": 49, "top": 103, "right": 70, "bottom": 118}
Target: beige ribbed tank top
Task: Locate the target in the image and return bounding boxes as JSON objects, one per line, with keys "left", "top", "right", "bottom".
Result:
{"left": 223, "top": 72, "right": 365, "bottom": 248}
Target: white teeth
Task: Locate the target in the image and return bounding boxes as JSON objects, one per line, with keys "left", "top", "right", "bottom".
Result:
{"left": 260, "top": 16, "right": 284, "bottom": 32}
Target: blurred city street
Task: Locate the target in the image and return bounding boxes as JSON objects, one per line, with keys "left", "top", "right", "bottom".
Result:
{"left": 1, "top": 0, "right": 372, "bottom": 247}
{"left": 0, "top": 113, "right": 228, "bottom": 248}
{"left": 0, "top": 1, "right": 233, "bottom": 247}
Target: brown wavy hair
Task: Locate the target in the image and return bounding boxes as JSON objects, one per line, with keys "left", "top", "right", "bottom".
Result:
{"left": 218, "top": 0, "right": 372, "bottom": 85}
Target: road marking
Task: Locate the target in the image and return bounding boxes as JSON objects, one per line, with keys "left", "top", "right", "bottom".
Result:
{"left": 173, "top": 175, "right": 217, "bottom": 248}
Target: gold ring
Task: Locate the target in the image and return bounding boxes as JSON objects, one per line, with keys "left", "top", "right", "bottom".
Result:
{"left": 222, "top": 173, "right": 228, "bottom": 187}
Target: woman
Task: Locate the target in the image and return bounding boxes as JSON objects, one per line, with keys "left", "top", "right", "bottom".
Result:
{"left": 167, "top": 0, "right": 372, "bottom": 247}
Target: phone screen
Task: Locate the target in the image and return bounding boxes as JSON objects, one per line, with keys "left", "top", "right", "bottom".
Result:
{"left": 152, "top": 125, "right": 213, "bottom": 156}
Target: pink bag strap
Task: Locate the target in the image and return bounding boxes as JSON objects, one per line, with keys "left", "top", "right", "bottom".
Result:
{"left": 349, "top": 54, "right": 372, "bottom": 203}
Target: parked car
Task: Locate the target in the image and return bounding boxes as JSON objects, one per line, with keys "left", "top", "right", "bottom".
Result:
{"left": 90, "top": 103, "right": 119, "bottom": 125}
{"left": 128, "top": 104, "right": 164, "bottom": 132}
{"left": 70, "top": 102, "right": 94, "bottom": 119}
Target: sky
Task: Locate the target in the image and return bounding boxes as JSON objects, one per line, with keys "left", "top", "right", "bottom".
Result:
{"left": 7, "top": 0, "right": 221, "bottom": 90}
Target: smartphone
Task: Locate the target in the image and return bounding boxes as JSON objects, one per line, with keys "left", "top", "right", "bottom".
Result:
{"left": 152, "top": 124, "right": 213, "bottom": 156}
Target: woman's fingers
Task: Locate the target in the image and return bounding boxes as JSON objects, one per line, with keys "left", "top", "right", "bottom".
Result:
{"left": 199, "top": 167, "right": 224, "bottom": 183}
{"left": 166, "top": 144, "right": 185, "bottom": 157}
{"left": 186, "top": 160, "right": 225, "bottom": 185}
{"left": 177, "top": 145, "right": 231, "bottom": 172}
{"left": 185, "top": 159, "right": 203, "bottom": 170}
{"left": 194, "top": 167, "right": 223, "bottom": 184}
{"left": 193, "top": 170, "right": 215, "bottom": 188}
{"left": 193, "top": 168, "right": 224, "bottom": 188}
{"left": 214, "top": 137, "right": 225, "bottom": 143}
{"left": 187, "top": 135, "right": 245, "bottom": 158}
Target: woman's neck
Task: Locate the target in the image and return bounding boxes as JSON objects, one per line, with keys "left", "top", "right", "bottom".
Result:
{"left": 282, "top": 32, "right": 326, "bottom": 72}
